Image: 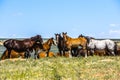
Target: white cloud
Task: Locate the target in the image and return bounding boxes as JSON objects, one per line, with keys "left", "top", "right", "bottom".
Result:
{"left": 96, "top": 29, "right": 120, "bottom": 38}
{"left": 96, "top": 24, "right": 120, "bottom": 38}
{"left": 109, "top": 23, "right": 120, "bottom": 27}
{"left": 109, "top": 30, "right": 120, "bottom": 34}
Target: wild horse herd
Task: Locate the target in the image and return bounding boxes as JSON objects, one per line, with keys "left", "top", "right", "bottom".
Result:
{"left": 0, "top": 32, "right": 120, "bottom": 60}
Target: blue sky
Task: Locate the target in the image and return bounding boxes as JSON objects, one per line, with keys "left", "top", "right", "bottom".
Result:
{"left": 0, "top": 0, "right": 120, "bottom": 38}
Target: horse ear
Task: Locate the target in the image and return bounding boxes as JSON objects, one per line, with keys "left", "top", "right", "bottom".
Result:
{"left": 55, "top": 33, "right": 56, "bottom": 35}
{"left": 79, "top": 34, "right": 82, "bottom": 37}
{"left": 81, "top": 34, "right": 83, "bottom": 37}
{"left": 62, "top": 32, "right": 64, "bottom": 35}
{"left": 51, "top": 37, "right": 54, "bottom": 40}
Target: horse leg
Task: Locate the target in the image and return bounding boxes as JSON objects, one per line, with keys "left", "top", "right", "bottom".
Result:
{"left": 24, "top": 51, "right": 28, "bottom": 58}
{"left": 74, "top": 48, "right": 78, "bottom": 57}
{"left": 7, "top": 49, "right": 11, "bottom": 58}
{"left": 46, "top": 50, "right": 50, "bottom": 57}
{"left": 85, "top": 52, "right": 87, "bottom": 58}
{"left": 71, "top": 49, "right": 73, "bottom": 56}
{"left": 107, "top": 49, "right": 115, "bottom": 56}
{"left": 71, "top": 48, "right": 75, "bottom": 57}
{"left": 69, "top": 49, "right": 72, "bottom": 58}
{"left": 111, "top": 51, "right": 115, "bottom": 56}
{"left": 114, "top": 43, "right": 117, "bottom": 55}
{"left": 59, "top": 49, "right": 62, "bottom": 56}
{"left": 63, "top": 49, "right": 65, "bottom": 56}
{"left": 83, "top": 47, "right": 87, "bottom": 58}
{"left": 25, "top": 49, "right": 30, "bottom": 58}
{"left": 47, "top": 52, "right": 49, "bottom": 57}
{"left": 34, "top": 49, "right": 38, "bottom": 59}
{"left": 90, "top": 49, "right": 94, "bottom": 56}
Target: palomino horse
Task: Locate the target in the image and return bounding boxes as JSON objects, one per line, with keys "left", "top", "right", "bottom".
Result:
{"left": 3, "top": 35, "right": 43, "bottom": 59}
{"left": 62, "top": 32, "right": 88, "bottom": 57}
{"left": 87, "top": 38, "right": 117, "bottom": 56}
{"left": 0, "top": 49, "right": 25, "bottom": 60}
{"left": 55, "top": 33, "right": 68, "bottom": 56}
{"left": 42, "top": 37, "right": 56, "bottom": 57}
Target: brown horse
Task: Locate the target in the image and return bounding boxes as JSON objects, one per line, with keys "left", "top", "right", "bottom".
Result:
{"left": 3, "top": 35, "right": 43, "bottom": 59}
{"left": 42, "top": 37, "right": 56, "bottom": 57}
{"left": 62, "top": 32, "right": 88, "bottom": 57}
{"left": 76, "top": 48, "right": 88, "bottom": 57}
{"left": 94, "top": 49, "right": 106, "bottom": 56}
{"left": 37, "top": 51, "right": 55, "bottom": 58}
{"left": 0, "top": 49, "right": 25, "bottom": 60}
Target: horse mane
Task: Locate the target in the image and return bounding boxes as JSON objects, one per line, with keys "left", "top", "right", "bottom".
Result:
{"left": 47, "top": 38, "right": 52, "bottom": 45}
{"left": 43, "top": 37, "right": 54, "bottom": 46}
{"left": 30, "top": 35, "right": 43, "bottom": 42}
{"left": 62, "top": 32, "right": 72, "bottom": 40}
{"left": 78, "top": 34, "right": 95, "bottom": 43}
{"left": 58, "top": 34, "right": 63, "bottom": 39}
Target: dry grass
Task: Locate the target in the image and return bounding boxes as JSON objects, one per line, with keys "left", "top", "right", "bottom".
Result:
{"left": 0, "top": 56, "right": 120, "bottom": 80}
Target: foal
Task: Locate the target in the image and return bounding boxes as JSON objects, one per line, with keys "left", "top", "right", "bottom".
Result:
{"left": 42, "top": 37, "right": 56, "bottom": 57}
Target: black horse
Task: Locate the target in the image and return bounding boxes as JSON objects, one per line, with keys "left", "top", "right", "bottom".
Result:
{"left": 3, "top": 35, "right": 43, "bottom": 59}
{"left": 55, "top": 33, "right": 68, "bottom": 56}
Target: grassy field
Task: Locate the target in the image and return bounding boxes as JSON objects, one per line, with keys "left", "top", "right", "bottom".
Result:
{"left": 0, "top": 56, "right": 120, "bottom": 80}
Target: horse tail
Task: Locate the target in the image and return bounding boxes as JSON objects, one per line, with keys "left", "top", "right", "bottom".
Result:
{"left": 0, "top": 50, "right": 7, "bottom": 60}
{"left": 114, "top": 42, "right": 117, "bottom": 55}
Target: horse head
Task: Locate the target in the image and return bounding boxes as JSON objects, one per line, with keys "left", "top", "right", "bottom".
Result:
{"left": 31, "top": 35, "right": 43, "bottom": 45}
{"left": 78, "top": 34, "right": 94, "bottom": 44}
{"left": 55, "top": 33, "right": 63, "bottom": 45}
{"left": 62, "top": 32, "right": 68, "bottom": 42}
{"left": 48, "top": 37, "right": 56, "bottom": 46}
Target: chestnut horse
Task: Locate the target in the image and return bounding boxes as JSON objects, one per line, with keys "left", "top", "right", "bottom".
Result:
{"left": 37, "top": 51, "right": 55, "bottom": 58}
{"left": 62, "top": 32, "right": 88, "bottom": 57}
{"left": 3, "top": 35, "right": 43, "bottom": 59}
{"left": 0, "top": 49, "right": 25, "bottom": 60}
{"left": 42, "top": 37, "right": 56, "bottom": 57}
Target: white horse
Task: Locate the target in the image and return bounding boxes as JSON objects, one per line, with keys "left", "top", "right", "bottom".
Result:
{"left": 87, "top": 39, "right": 117, "bottom": 56}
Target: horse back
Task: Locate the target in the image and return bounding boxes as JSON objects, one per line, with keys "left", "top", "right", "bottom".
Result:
{"left": 67, "top": 37, "right": 87, "bottom": 46}
{"left": 4, "top": 39, "right": 34, "bottom": 51}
